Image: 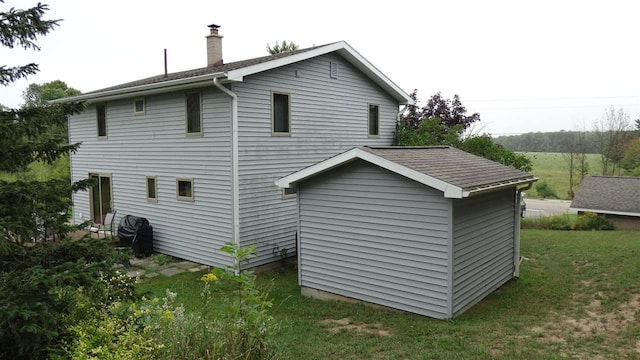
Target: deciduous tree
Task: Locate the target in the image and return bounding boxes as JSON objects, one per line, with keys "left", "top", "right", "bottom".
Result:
{"left": 593, "top": 106, "right": 632, "bottom": 176}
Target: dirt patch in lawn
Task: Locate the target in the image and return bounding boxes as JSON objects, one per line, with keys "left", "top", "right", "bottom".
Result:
{"left": 530, "top": 291, "right": 640, "bottom": 358}
{"left": 320, "top": 318, "right": 393, "bottom": 337}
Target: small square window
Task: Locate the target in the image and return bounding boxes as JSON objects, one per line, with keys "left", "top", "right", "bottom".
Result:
{"left": 282, "top": 187, "right": 297, "bottom": 199}
{"left": 146, "top": 176, "right": 157, "bottom": 203}
{"left": 272, "top": 92, "right": 290, "bottom": 135}
{"left": 134, "top": 98, "right": 145, "bottom": 114}
{"left": 368, "top": 104, "right": 379, "bottom": 137}
{"left": 185, "top": 92, "right": 202, "bottom": 135}
{"left": 96, "top": 104, "right": 107, "bottom": 138}
{"left": 176, "top": 178, "right": 194, "bottom": 201}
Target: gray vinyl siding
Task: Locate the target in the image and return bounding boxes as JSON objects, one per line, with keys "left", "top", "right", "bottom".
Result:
{"left": 298, "top": 160, "right": 451, "bottom": 318}
{"left": 233, "top": 53, "right": 399, "bottom": 266}
{"left": 69, "top": 88, "right": 233, "bottom": 266}
{"left": 451, "top": 190, "right": 516, "bottom": 316}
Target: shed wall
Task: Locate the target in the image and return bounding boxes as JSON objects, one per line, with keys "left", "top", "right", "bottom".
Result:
{"left": 451, "top": 190, "right": 516, "bottom": 316}
{"left": 233, "top": 53, "right": 399, "bottom": 266}
{"left": 298, "top": 160, "right": 451, "bottom": 318}
{"left": 69, "top": 88, "right": 234, "bottom": 266}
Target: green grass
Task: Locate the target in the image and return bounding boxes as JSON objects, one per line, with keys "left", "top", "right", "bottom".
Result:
{"left": 0, "top": 155, "right": 70, "bottom": 182}
{"left": 523, "top": 152, "right": 602, "bottom": 200}
{"left": 137, "top": 230, "right": 640, "bottom": 359}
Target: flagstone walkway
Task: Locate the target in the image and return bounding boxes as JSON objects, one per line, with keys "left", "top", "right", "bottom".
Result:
{"left": 114, "top": 254, "right": 209, "bottom": 279}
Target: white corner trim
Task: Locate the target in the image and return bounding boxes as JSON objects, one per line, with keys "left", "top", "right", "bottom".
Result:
{"left": 275, "top": 148, "right": 464, "bottom": 197}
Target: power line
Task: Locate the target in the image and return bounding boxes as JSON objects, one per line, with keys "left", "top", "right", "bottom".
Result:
{"left": 465, "top": 95, "right": 640, "bottom": 103}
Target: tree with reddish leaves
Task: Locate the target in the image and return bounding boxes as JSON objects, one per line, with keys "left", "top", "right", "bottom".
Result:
{"left": 402, "top": 90, "right": 480, "bottom": 130}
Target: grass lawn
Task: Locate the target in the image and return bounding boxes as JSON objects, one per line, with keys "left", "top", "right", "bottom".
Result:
{"left": 138, "top": 230, "right": 640, "bottom": 359}
{"left": 523, "top": 152, "right": 602, "bottom": 200}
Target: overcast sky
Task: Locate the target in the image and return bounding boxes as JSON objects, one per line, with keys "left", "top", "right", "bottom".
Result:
{"left": 1, "top": 0, "right": 639, "bottom": 135}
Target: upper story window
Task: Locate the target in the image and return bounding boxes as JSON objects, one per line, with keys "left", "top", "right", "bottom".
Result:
{"left": 185, "top": 92, "right": 202, "bottom": 135}
{"left": 368, "top": 104, "right": 379, "bottom": 137}
{"left": 272, "top": 91, "right": 290, "bottom": 135}
{"left": 134, "top": 98, "right": 145, "bottom": 114}
{"left": 96, "top": 104, "right": 107, "bottom": 138}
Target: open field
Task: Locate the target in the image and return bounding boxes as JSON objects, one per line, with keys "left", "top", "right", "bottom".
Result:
{"left": 138, "top": 230, "right": 640, "bottom": 359}
{"left": 523, "top": 152, "right": 602, "bottom": 200}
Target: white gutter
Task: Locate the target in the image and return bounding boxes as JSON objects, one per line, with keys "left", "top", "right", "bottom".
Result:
{"left": 463, "top": 177, "right": 539, "bottom": 198}
{"left": 213, "top": 78, "right": 240, "bottom": 247}
{"left": 570, "top": 208, "right": 640, "bottom": 217}
{"left": 50, "top": 72, "right": 225, "bottom": 104}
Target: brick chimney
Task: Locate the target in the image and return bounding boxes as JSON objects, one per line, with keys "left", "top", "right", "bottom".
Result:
{"left": 206, "top": 24, "right": 223, "bottom": 66}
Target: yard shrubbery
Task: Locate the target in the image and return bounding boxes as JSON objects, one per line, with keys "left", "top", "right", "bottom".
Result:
{"left": 522, "top": 211, "right": 614, "bottom": 230}
{"left": 56, "top": 242, "right": 277, "bottom": 360}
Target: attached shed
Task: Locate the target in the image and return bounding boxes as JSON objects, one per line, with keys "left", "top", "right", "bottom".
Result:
{"left": 276, "top": 146, "right": 537, "bottom": 319}
{"left": 570, "top": 176, "right": 640, "bottom": 230}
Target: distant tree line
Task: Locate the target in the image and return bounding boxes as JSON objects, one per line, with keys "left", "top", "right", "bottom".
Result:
{"left": 494, "top": 131, "right": 604, "bottom": 153}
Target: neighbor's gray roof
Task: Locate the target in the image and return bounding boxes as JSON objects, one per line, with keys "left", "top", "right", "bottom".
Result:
{"left": 361, "top": 146, "right": 534, "bottom": 190}
{"left": 570, "top": 175, "right": 640, "bottom": 215}
{"left": 82, "top": 45, "right": 323, "bottom": 95}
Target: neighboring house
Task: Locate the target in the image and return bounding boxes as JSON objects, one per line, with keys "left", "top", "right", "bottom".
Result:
{"left": 570, "top": 175, "right": 640, "bottom": 230}
{"left": 55, "top": 25, "right": 412, "bottom": 267}
{"left": 276, "top": 146, "right": 537, "bottom": 318}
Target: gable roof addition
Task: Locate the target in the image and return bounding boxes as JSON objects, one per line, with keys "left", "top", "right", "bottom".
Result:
{"left": 276, "top": 146, "right": 537, "bottom": 199}
{"left": 570, "top": 176, "right": 640, "bottom": 216}
{"left": 52, "top": 41, "right": 412, "bottom": 105}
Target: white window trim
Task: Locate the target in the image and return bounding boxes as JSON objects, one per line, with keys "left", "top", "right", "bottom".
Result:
{"left": 176, "top": 178, "right": 195, "bottom": 202}
{"left": 134, "top": 98, "right": 146, "bottom": 115}
{"left": 146, "top": 175, "right": 157, "bottom": 203}
{"left": 368, "top": 103, "right": 380, "bottom": 138}
{"left": 271, "top": 90, "right": 291, "bottom": 136}
{"left": 185, "top": 91, "right": 203, "bottom": 136}
{"left": 96, "top": 103, "right": 108, "bottom": 139}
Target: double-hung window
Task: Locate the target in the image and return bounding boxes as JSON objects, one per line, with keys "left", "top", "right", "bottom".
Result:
{"left": 272, "top": 92, "right": 290, "bottom": 135}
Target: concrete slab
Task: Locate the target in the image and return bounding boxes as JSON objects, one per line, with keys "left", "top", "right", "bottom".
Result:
{"left": 145, "top": 272, "right": 159, "bottom": 278}
{"left": 160, "top": 267, "right": 186, "bottom": 276}
{"left": 173, "top": 261, "right": 199, "bottom": 269}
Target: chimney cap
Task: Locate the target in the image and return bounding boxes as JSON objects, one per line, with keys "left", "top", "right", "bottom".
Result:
{"left": 207, "top": 24, "right": 221, "bottom": 29}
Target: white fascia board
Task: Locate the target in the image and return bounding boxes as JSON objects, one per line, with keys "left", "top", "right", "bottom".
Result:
{"left": 226, "top": 41, "right": 413, "bottom": 105}
{"left": 275, "top": 148, "right": 462, "bottom": 198}
{"left": 50, "top": 72, "right": 225, "bottom": 104}
{"left": 570, "top": 208, "right": 640, "bottom": 217}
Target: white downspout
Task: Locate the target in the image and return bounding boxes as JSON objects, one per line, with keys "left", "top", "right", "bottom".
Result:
{"left": 514, "top": 182, "right": 534, "bottom": 278}
{"left": 396, "top": 105, "right": 407, "bottom": 124}
{"left": 213, "top": 78, "right": 240, "bottom": 247}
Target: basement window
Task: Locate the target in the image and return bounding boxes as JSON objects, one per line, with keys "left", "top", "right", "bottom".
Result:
{"left": 134, "top": 98, "right": 145, "bottom": 114}
{"left": 272, "top": 91, "right": 290, "bottom": 135}
{"left": 368, "top": 104, "right": 379, "bottom": 137}
{"left": 96, "top": 104, "right": 107, "bottom": 138}
{"left": 282, "top": 187, "right": 297, "bottom": 199}
{"left": 176, "top": 178, "right": 194, "bottom": 201}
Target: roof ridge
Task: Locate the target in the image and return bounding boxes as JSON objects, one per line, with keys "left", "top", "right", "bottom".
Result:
{"left": 364, "top": 145, "right": 451, "bottom": 149}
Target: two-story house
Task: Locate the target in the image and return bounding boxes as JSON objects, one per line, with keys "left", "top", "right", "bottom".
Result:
{"left": 57, "top": 25, "right": 412, "bottom": 268}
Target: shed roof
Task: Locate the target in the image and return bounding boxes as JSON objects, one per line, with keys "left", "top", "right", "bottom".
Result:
{"left": 276, "top": 146, "right": 537, "bottom": 199}
{"left": 51, "top": 41, "right": 412, "bottom": 105}
{"left": 570, "top": 176, "right": 640, "bottom": 216}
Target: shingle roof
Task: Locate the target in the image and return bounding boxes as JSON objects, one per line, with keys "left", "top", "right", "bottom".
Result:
{"left": 570, "top": 176, "right": 640, "bottom": 215}
{"left": 361, "top": 146, "right": 534, "bottom": 190}
{"left": 82, "top": 45, "right": 324, "bottom": 95}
